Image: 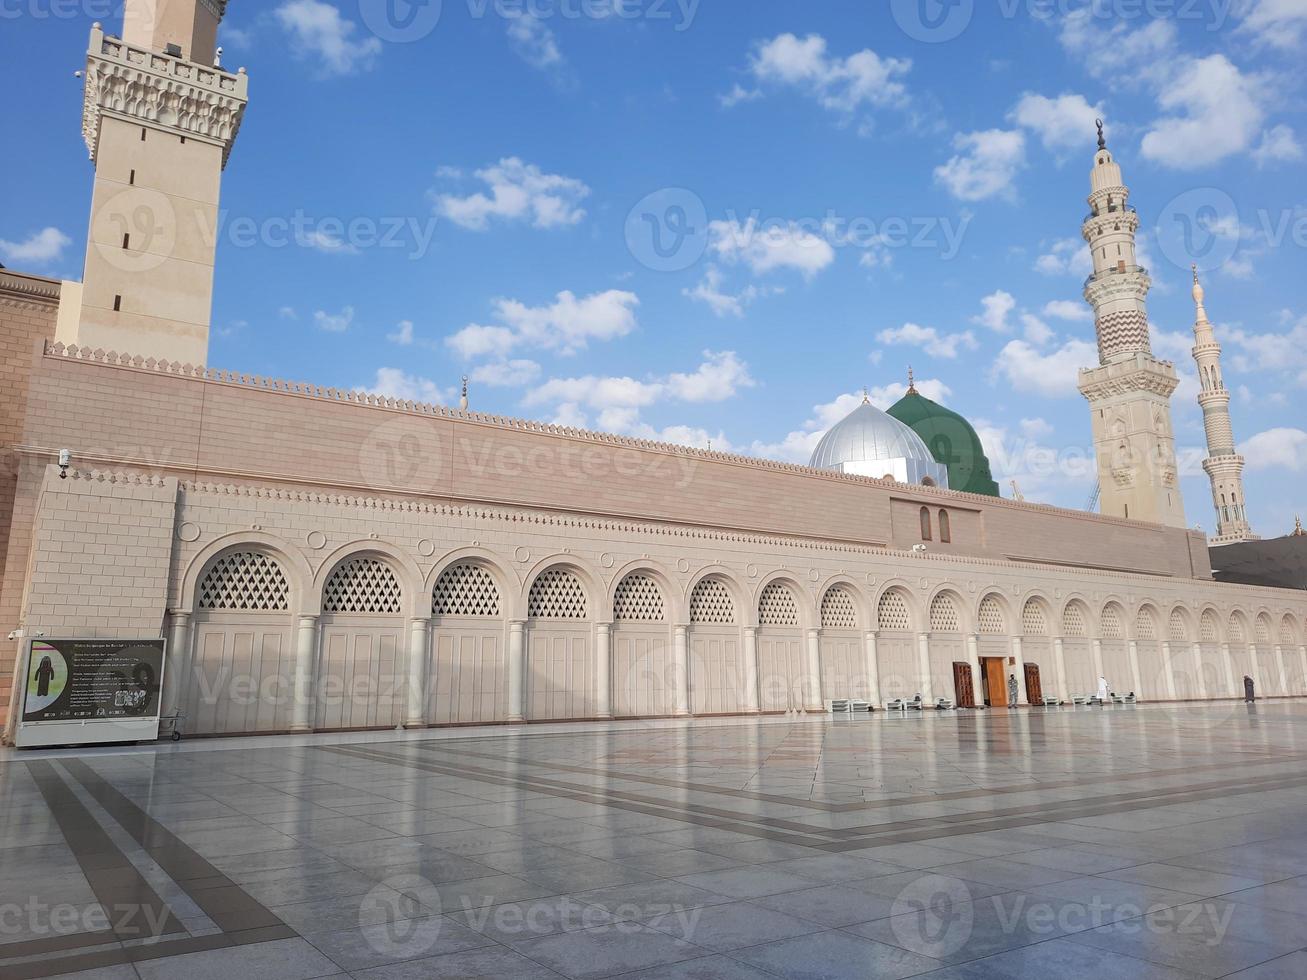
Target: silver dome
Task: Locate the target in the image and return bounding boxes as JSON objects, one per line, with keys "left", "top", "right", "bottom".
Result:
{"left": 809, "top": 400, "right": 950, "bottom": 487}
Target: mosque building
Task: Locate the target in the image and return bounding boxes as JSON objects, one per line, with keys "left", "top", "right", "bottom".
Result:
{"left": 1, "top": 2, "right": 1305, "bottom": 742}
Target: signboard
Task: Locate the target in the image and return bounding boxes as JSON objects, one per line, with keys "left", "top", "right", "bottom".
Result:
{"left": 16, "top": 638, "right": 166, "bottom": 748}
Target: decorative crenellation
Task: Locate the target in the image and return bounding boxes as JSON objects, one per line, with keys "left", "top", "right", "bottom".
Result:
{"left": 82, "top": 25, "right": 248, "bottom": 167}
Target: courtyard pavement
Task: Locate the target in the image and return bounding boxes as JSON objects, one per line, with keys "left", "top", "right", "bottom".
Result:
{"left": 3, "top": 702, "right": 1307, "bottom": 979}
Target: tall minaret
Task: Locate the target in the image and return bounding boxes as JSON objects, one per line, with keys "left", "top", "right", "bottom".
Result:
{"left": 1077, "top": 121, "right": 1186, "bottom": 528}
{"left": 68, "top": 1, "right": 248, "bottom": 366}
{"left": 1191, "top": 269, "right": 1256, "bottom": 545}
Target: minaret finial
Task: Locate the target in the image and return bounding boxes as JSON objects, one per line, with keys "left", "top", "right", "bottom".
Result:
{"left": 861, "top": 386, "right": 870, "bottom": 405}
{"left": 460, "top": 375, "right": 469, "bottom": 411}
{"left": 1295, "top": 516, "right": 1305, "bottom": 537}
{"left": 1191, "top": 265, "right": 1207, "bottom": 318}
{"left": 1096, "top": 118, "right": 1106, "bottom": 151}
{"left": 906, "top": 366, "right": 918, "bottom": 395}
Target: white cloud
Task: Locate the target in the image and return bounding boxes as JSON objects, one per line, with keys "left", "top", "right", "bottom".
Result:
{"left": 1057, "top": 10, "right": 1178, "bottom": 85}
{"left": 0, "top": 227, "right": 71, "bottom": 266}
{"left": 877, "top": 323, "right": 978, "bottom": 359}
{"left": 1223, "top": 316, "right": 1307, "bottom": 376}
{"left": 1141, "top": 55, "right": 1268, "bottom": 169}
{"left": 683, "top": 266, "right": 782, "bottom": 318}
{"left": 1020, "top": 313, "right": 1055, "bottom": 346}
{"left": 934, "top": 130, "right": 1027, "bottom": 202}
{"left": 297, "top": 228, "right": 359, "bottom": 254}
{"left": 367, "top": 368, "right": 452, "bottom": 404}
{"left": 1240, "top": 427, "right": 1307, "bottom": 471}
{"left": 470, "top": 359, "right": 542, "bottom": 387}
{"left": 1034, "top": 238, "right": 1092, "bottom": 278}
{"left": 505, "top": 11, "right": 564, "bottom": 71}
{"left": 1253, "top": 124, "right": 1304, "bottom": 166}
{"left": 1010, "top": 93, "right": 1105, "bottom": 155}
{"left": 275, "top": 0, "right": 381, "bottom": 76}
{"left": 708, "top": 218, "right": 835, "bottom": 279}
{"left": 665, "top": 351, "right": 756, "bottom": 402}
{"left": 743, "top": 33, "right": 912, "bottom": 115}
{"left": 313, "top": 306, "right": 354, "bottom": 333}
{"left": 719, "top": 84, "right": 762, "bottom": 108}
{"left": 446, "top": 289, "right": 639, "bottom": 359}
{"left": 278, "top": 306, "right": 299, "bottom": 321}
{"left": 1238, "top": 0, "right": 1307, "bottom": 49}
{"left": 1021, "top": 417, "right": 1054, "bottom": 439}
{"left": 991, "top": 337, "right": 1098, "bottom": 398}
{"left": 973, "top": 290, "right": 1017, "bottom": 333}
{"left": 1043, "top": 299, "right": 1093, "bottom": 322}
{"left": 387, "top": 320, "right": 414, "bottom": 346}
{"left": 435, "top": 158, "right": 589, "bottom": 231}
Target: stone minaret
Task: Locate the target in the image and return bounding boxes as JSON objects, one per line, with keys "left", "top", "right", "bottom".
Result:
{"left": 68, "top": 1, "right": 247, "bottom": 366}
{"left": 1191, "top": 269, "right": 1256, "bottom": 545}
{"left": 1077, "top": 121, "right": 1186, "bottom": 528}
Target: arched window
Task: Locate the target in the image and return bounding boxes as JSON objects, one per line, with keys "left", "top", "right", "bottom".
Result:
{"left": 821, "top": 587, "right": 858, "bottom": 629}
{"left": 613, "top": 574, "right": 666, "bottom": 623}
{"left": 978, "top": 596, "right": 1005, "bottom": 634}
{"left": 528, "top": 568, "right": 588, "bottom": 620}
{"left": 1169, "top": 609, "right": 1190, "bottom": 643}
{"left": 930, "top": 593, "right": 962, "bottom": 633}
{"left": 690, "top": 578, "right": 736, "bottom": 625}
{"left": 758, "top": 582, "right": 800, "bottom": 627}
{"left": 1063, "top": 603, "right": 1088, "bottom": 638}
{"left": 1135, "top": 608, "right": 1158, "bottom": 640}
{"left": 323, "top": 557, "right": 402, "bottom": 614}
{"left": 1101, "top": 604, "right": 1125, "bottom": 640}
{"left": 198, "top": 551, "right": 290, "bottom": 611}
{"left": 938, "top": 510, "right": 952, "bottom": 544}
{"left": 920, "top": 506, "right": 932, "bottom": 541}
{"left": 433, "top": 563, "right": 502, "bottom": 617}
{"left": 1022, "top": 599, "right": 1049, "bottom": 636}
{"left": 1200, "top": 611, "right": 1220, "bottom": 643}
{"left": 878, "top": 590, "right": 912, "bottom": 632}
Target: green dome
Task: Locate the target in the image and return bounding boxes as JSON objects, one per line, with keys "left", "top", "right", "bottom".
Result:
{"left": 887, "top": 387, "right": 1001, "bottom": 498}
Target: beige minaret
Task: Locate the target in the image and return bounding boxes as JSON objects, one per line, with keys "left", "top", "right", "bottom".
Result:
{"left": 1191, "top": 269, "right": 1256, "bottom": 545}
{"left": 66, "top": 1, "right": 247, "bottom": 367}
{"left": 1077, "top": 121, "right": 1186, "bottom": 528}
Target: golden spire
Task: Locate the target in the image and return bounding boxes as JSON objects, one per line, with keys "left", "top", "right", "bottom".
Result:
{"left": 1294, "top": 516, "right": 1305, "bottom": 537}
{"left": 906, "top": 366, "right": 918, "bottom": 395}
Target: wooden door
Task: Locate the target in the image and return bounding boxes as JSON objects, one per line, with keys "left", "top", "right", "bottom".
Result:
{"left": 1024, "top": 663, "right": 1042, "bottom": 705}
{"left": 984, "top": 658, "right": 1008, "bottom": 707}
{"left": 952, "top": 662, "right": 975, "bottom": 708}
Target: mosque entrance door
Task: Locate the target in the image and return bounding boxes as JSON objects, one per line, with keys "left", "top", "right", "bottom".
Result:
{"left": 1024, "top": 664, "right": 1043, "bottom": 705}
{"left": 952, "top": 662, "right": 976, "bottom": 708}
{"left": 982, "top": 658, "right": 1008, "bottom": 707}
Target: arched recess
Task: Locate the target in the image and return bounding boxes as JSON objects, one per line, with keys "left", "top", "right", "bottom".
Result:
{"left": 927, "top": 589, "right": 967, "bottom": 705}
{"left": 1228, "top": 610, "right": 1256, "bottom": 692}
{"left": 429, "top": 557, "right": 509, "bottom": 725}
{"left": 314, "top": 552, "right": 408, "bottom": 731}
{"left": 186, "top": 543, "right": 298, "bottom": 735}
{"left": 1282, "top": 615, "right": 1307, "bottom": 695}
{"left": 1254, "top": 613, "right": 1282, "bottom": 696}
{"left": 1197, "top": 607, "right": 1230, "bottom": 697}
{"left": 1099, "top": 601, "right": 1132, "bottom": 697}
{"left": 755, "top": 577, "right": 807, "bottom": 713}
{"left": 1060, "top": 598, "right": 1095, "bottom": 698}
{"left": 1020, "top": 595, "right": 1054, "bottom": 700}
{"left": 525, "top": 562, "right": 596, "bottom": 721}
{"left": 686, "top": 570, "right": 746, "bottom": 716}
{"left": 1132, "top": 604, "right": 1167, "bottom": 700}
{"left": 819, "top": 581, "right": 870, "bottom": 701}
{"left": 610, "top": 569, "right": 673, "bottom": 718}
{"left": 876, "top": 585, "right": 920, "bottom": 700}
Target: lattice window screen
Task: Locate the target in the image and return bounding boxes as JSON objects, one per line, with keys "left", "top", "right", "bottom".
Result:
{"left": 690, "top": 578, "right": 736, "bottom": 625}
{"left": 1201, "top": 612, "right": 1220, "bottom": 643}
{"left": 528, "top": 568, "right": 588, "bottom": 620}
{"left": 323, "top": 557, "right": 402, "bottom": 614}
{"left": 614, "top": 574, "right": 666, "bottom": 623}
{"left": 758, "top": 583, "right": 799, "bottom": 627}
{"left": 433, "top": 563, "right": 501, "bottom": 617}
{"left": 930, "top": 593, "right": 961, "bottom": 634}
{"left": 1255, "top": 616, "right": 1272, "bottom": 645}
{"left": 821, "top": 587, "right": 858, "bottom": 629}
{"left": 1022, "top": 600, "right": 1049, "bottom": 636}
{"left": 1228, "top": 615, "right": 1246, "bottom": 644}
{"left": 1101, "top": 605, "right": 1125, "bottom": 640}
{"left": 1135, "top": 609, "right": 1158, "bottom": 640}
{"left": 1283, "top": 616, "right": 1300, "bottom": 646}
{"left": 977, "top": 596, "right": 1005, "bottom": 634}
{"left": 1169, "top": 610, "right": 1189, "bottom": 642}
{"left": 198, "top": 552, "right": 290, "bottom": 611}
{"left": 878, "top": 591, "right": 911, "bottom": 632}
{"left": 1063, "top": 603, "right": 1088, "bottom": 638}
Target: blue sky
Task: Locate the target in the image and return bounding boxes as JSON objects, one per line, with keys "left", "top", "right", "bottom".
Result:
{"left": 3, "top": 0, "right": 1305, "bottom": 537}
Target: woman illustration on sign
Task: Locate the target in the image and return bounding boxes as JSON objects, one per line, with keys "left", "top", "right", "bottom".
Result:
{"left": 35, "top": 656, "right": 56, "bottom": 697}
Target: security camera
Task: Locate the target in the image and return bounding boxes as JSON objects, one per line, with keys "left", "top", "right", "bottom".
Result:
{"left": 58, "top": 449, "right": 71, "bottom": 479}
{"left": 7, "top": 630, "right": 22, "bottom": 642}
{"left": 912, "top": 544, "right": 928, "bottom": 554}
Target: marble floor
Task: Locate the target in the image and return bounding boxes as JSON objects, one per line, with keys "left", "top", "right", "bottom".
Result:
{"left": 4, "top": 702, "right": 1307, "bottom": 979}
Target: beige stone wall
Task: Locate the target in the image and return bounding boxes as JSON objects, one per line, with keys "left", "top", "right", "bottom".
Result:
{"left": 0, "top": 273, "right": 61, "bottom": 718}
